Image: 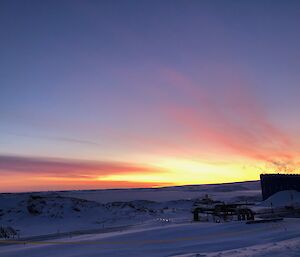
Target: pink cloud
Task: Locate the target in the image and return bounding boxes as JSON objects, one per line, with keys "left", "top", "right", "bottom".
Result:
{"left": 0, "top": 155, "right": 165, "bottom": 179}
{"left": 160, "top": 67, "right": 298, "bottom": 166}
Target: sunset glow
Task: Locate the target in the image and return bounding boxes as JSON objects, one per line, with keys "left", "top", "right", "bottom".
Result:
{"left": 1, "top": 1, "right": 300, "bottom": 192}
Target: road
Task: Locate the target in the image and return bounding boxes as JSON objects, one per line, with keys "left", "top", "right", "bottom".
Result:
{"left": 0, "top": 224, "right": 132, "bottom": 246}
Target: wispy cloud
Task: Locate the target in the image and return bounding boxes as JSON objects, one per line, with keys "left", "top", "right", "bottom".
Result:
{"left": 0, "top": 155, "right": 164, "bottom": 179}
{"left": 159, "top": 67, "right": 299, "bottom": 170}
{"left": 4, "top": 132, "right": 101, "bottom": 147}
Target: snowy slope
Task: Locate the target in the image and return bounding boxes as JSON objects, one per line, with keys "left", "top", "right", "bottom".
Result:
{"left": 1, "top": 218, "right": 300, "bottom": 257}
{"left": 1, "top": 181, "right": 300, "bottom": 256}
{"left": 260, "top": 190, "right": 300, "bottom": 207}
{"left": 61, "top": 181, "right": 261, "bottom": 203}
{"left": 0, "top": 181, "right": 261, "bottom": 237}
{"left": 0, "top": 194, "right": 193, "bottom": 236}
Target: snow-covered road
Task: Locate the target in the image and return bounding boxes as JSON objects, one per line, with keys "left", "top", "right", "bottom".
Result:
{"left": 1, "top": 219, "right": 299, "bottom": 257}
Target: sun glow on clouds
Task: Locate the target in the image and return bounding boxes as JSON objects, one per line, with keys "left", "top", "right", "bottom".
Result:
{"left": 2, "top": 65, "right": 300, "bottom": 192}
{"left": 0, "top": 153, "right": 266, "bottom": 192}
{"left": 97, "top": 158, "right": 263, "bottom": 185}
{"left": 0, "top": 155, "right": 173, "bottom": 192}
{"left": 2, "top": 0, "right": 300, "bottom": 193}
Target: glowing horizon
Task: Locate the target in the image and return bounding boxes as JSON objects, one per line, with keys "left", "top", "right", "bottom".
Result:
{"left": 1, "top": 1, "right": 300, "bottom": 192}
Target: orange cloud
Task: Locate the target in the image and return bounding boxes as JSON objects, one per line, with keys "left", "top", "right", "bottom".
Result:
{"left": 0, "top": 155, "right": 175, "bottom": 192}
{"left": 0, "top": 176, "right": 173, "bottom": 193}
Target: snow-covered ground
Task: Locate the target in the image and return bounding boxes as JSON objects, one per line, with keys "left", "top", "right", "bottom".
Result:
{"left": 1, "top": 180, "right": 300, "bottom": 256}
{"left": 0, "top": 181, "right": 261, "bottom": 237}
{"left": 260, "top": 190, "right": 300, "bottom": 208}
{"left": 1, "top": 218, "right": 300, "bottom": 257}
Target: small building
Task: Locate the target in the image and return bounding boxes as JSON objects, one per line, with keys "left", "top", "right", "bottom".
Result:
{"left": 260, "top": 174, "right": 300, "bottom": 200}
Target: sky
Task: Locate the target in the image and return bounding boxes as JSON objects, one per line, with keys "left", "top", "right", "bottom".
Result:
{"left": 1, "top": 0, "right": 300, "bottom": 192}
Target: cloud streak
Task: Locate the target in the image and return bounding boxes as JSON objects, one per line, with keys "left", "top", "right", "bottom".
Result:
{"left": 0, "top": 155, "right": 163, "bottom": 179}
{"left": 160, "top": 67, "right": 299, "bottom": 169}
{"left": 4, "top": 132, "right": 102, "bottom": 147}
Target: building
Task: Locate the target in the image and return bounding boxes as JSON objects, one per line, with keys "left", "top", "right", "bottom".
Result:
{"left": 260, "top": 174, "right": 300, "bottom": 200}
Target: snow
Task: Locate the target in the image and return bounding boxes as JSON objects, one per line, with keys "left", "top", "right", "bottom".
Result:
{"left": 1, "top": 219, "right": 300, "bottom": 257}
{"left": 0, "top": 181, "right": 299, "bottom": 256}
{"left": 260, "top": 190, "right": 300, "bottom": 208}
{"left": 60, "top": 181, "right": 261, "bottom": 203}
{"left": 0, "top": 181, "right": 261, "bottom": 237}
